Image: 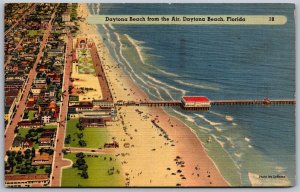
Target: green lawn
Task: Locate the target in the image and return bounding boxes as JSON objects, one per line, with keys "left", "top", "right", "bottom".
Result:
{"left": 44, "top": 124, "right": 58, "bottom": 129}
{"left": 17, "top": 128, "right": 39, "bottom": 148}
{"left": 17, "top": 128, "right": 29, "bottom": 138}
{"left": 62, "top": 153, "right": 123, "bottom": 187}
{"left": 28, "top": 30, "right": 39, "bottom": 37}
{"left": 65, "top": 118, "right": 108, "bottom": 148}
{"left": 36, "top": 166, "right": 51, "bottom": 174}
{"left": 28, "top": 110, "right": 36, "bottom": 120}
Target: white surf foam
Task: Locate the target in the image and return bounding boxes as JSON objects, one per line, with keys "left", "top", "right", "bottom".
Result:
{"left": 145, "top": 80, "right": 164, "bottom": 100}
{"left": 172, "top": 109, "right": 195, "bottom": 122}
{"left": 197, "top": 125, "right": 212, "bottom": 132}
{"left": 194, "top": 114, "right": 223, "bottom": 126}
{"left": 108, "top": 23, "right": 115, "bottom": 30}
{"left": 244, "top": 137, "right": 251, "bottom": 142}
{"left": 156, "top": 67, "right": 179, "bottom": 77}
{"left": 124, "top": 34, "right": 145, "bottom": 65}
{"left": 225, "top": 115, "right": 234, "bottom": 121}
{"left": 211, "top": 134, "right": 225, "bottom": 148}
{"left": 175, "top": 79, "right": 220, "bottom": 91}
{"left": 114, "top": 32, "right": 149, "bottom": 86}
{"left": 209, "top": 111, "right": 225, "bottom": 117}
{"left": 143, "top": 73, "right": 187, "bottom": 95}
{"left": 234, "top": 152, "right": 242, "bottom": 158}
{"left": 96, "top": 3, "right": 100, "bottom": 15}
{"left": 215, "top": 126, "right": 223, "bottom": 132}
{"left": 162, "top": 87, "right": 175, "bottom": 100}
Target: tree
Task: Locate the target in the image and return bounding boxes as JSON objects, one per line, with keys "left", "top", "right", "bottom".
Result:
{"left": 6, "top": 150, "right": 12, "bottom": 157}
{"left": 77, "top": 133, "right": 83, "bottom": 139}
{"left": 24, "top": 149, "right": 31, "bottom": 159}
{"left": 78, "top": 140, "right": 86, "bottom": 147}
{"left": 76, "top": 158, "right": 86, "bottom": 166}
{"left": 45, "top": 166, "right": 52, "bottom": 174}
{"left": 32, "top": 147, "right": 36, "bottom": 158}
{"left": 15, "top": 153, "right": 23, "bottom": 164}
{"left": 7, "top": 156, "right": 15, "bottom": 168}
{"left": 81, "top": 170, "right": 89, "bottom": 179}
{"left": 78, "top": 164, "right": 88, "bottom": 171}
{"left": 76, "top": 152, "right": 85, "bottom": 159}
{"left": 76, "top": 123, "right": 84, "bottom": 131}
{"left": 64, "top": 134, "right": 71, "bottom": 144}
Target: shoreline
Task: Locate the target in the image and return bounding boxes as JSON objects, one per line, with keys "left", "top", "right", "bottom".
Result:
{"left": 72, "top": 3, "right": 229, "bottom": 187}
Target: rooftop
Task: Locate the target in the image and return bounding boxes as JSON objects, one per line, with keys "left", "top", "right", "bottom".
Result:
{"left": 182, "top": 96, "right": 210, "bottom": 102}
{"left": 5, "top": 174, "right": 49, "bottom": 181}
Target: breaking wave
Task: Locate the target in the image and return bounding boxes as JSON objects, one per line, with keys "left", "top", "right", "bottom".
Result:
{"left": 175, "top": 79, "right": 220, "bottom": 91}
{"left": 143, "top": 73, "right": 187, "bottom": 95}
{"left": 172, "top": 109, "right": 195, "bottom": 122}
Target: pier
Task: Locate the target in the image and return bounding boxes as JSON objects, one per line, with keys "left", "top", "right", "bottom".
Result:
{"left": 210, "top": 99, "right": 296, "bottom": 106}
{"left": 115, "top": 98, "right": 295, "bottom": 110}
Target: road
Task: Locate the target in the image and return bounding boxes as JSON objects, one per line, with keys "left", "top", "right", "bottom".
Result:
{"left": 4, "top": 6, "right": 58, "bottom": 152}
{"left": 50, "top": 34, "right": 73, "bottom": 187}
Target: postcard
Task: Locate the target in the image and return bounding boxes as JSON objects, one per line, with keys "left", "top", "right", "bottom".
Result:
{"left": 4, "top": 3, "right": 295, "bottom": 187}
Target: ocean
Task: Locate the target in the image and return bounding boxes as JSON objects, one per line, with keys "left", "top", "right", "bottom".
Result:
{"left": 88, "top": 3, "right": 295, "bottom": 186}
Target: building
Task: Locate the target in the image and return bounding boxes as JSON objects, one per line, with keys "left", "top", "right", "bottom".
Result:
{"left": 31, "top": 153, "right": 53, "bottom": 166}
{"left": 68, "top": 107, "right": 79, "bottom": 119}
{"left": 62, "top": 11, "right": 70, "bottom": 22}
{"left": 76, "top": 37, "right": 88, "bottom": 49}
{"left": 92, "top": 100, "right": 114, "bottom": 108}
{"left": 41, "top": 115, "right": 52, "bottom": 124}
{"left": 38, "top": 137, "right": 53, "bottom": 147}
{"left": 5, "top": 174, "right": 49, "bottom": 187}
{"left": 79, "top": 117, "right": 111, "bottom": 128}
{"left": 17, "top": 120, "right": 44, "bottom": 128}
{"left": 181, "top": 96, "right": 211, "bottom": 109}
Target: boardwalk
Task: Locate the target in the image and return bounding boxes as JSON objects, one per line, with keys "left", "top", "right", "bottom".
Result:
{"left": 4, "top": 6, "right": 58, "bottom": 152}
{"left": 90, "top": 43, "right": 113, "bottom": 101}
{"left": 63, "top": 147, "right": 115, "bottom": 154}
{"left": 50, "top": 34, "right": 73, "bottom": 187}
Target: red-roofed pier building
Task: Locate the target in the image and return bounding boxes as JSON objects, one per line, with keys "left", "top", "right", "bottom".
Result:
{"left": 181, "top": 96, "right": 211, "bottom": 110}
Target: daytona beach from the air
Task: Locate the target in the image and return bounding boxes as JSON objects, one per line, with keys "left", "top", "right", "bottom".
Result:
{"left": 104, "top": 16, "right": 247, "bottom": 22}
{"left": 4, "top": 3, "right": 295, "bottom": 187}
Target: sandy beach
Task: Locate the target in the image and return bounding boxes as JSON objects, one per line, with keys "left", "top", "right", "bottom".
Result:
{"left": 74, "top": 3, "right": 229, "bottom": 187}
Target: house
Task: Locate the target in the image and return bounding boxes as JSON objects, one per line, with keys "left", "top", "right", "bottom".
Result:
{"left": 18, "top": 120, "right": 43, "bottom": 128}
{"left": 31, "top": 87, "right": 41, "bottom": 95}
{"left": 41, "top": 115, "right": 52, "bottom": 124}
{"left": 5, "top": 174, "right": 49, "bottom": 187}
{"left": 22, "top": 139, "right": 33, "bottom": 149}
{"left": 5, "top": 80, "right": 24, "bottom": 89}
{"left": 41, "top": 129, "right": 56, "bottom": 138}
{"left": 38, "top": 137, "right": 53, "bottom": 147}
{"left": 31, "top": 153, "right": 53, "bottom": 166}
{"left": 68, "top": 107, "right": 79, "bottom": 119}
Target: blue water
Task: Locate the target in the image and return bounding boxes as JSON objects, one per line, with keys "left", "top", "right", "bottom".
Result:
{"left": 89, "top": 3, "right": 295, "bottom": 186}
